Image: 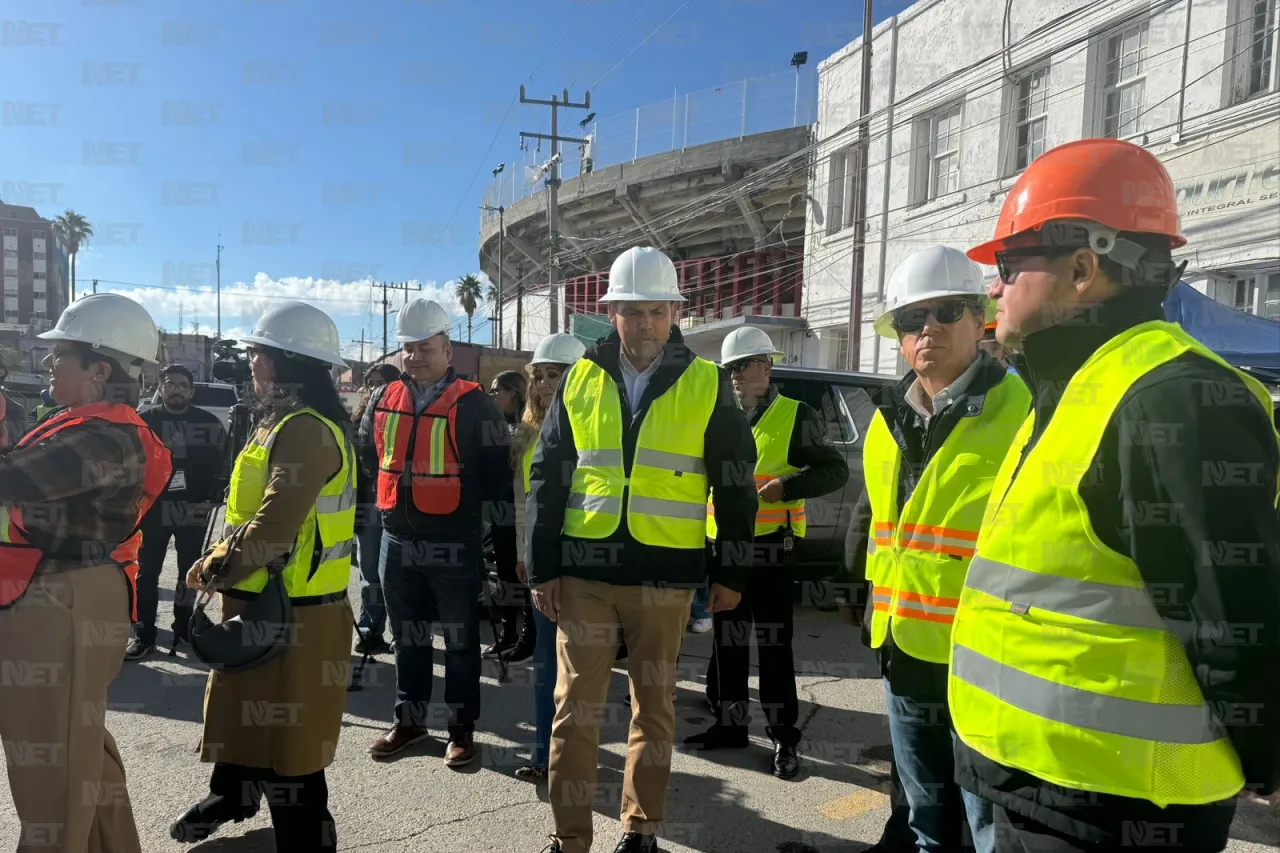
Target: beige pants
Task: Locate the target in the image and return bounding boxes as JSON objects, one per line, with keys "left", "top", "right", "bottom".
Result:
{"left": 548, "top": 576, "right": 694, "bottom": 853}
{"left": 0, "top": 564, "right": 140, "bottom": 853}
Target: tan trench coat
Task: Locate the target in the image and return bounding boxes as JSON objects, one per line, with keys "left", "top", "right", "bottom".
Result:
{"left": 196, "top": 412, "right": 354, "bottom": 777}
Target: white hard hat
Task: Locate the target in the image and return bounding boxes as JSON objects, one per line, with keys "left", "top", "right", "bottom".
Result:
{"left": 396, "top": 298, "right": 450, "bottom": 343}
{"left": 39, "top": 293, "right": 160, "bottom": 377}
{"left": 598, "top": 246, "right": 686, "bottom": 303}
{"left": 874, "top": 245, "right": 992, "bottom": 339}
{"left": 239, "top": 301, "right": 346, "bottom": 366}
{"left": 527, "top": 332, "right": 586, "bottom": 369}
{"left": 720, "top": 326, "right": 784, "bottom": 369}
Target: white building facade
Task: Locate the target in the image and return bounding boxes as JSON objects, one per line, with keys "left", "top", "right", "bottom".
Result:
{"left": 805, "top": 0, "right": 1280, "bottom": 374}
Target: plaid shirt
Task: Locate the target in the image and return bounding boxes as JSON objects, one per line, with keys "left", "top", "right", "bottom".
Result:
{"left": 0, "top": 417, "right": 150, "bottom": 564}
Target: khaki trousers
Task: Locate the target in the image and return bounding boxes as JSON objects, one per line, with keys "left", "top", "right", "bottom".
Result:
{"left": 548, "top": 576, "right": 693, "bottom": 853}
{"left": 0, "top": 564, "right": 140, "bottom": 853}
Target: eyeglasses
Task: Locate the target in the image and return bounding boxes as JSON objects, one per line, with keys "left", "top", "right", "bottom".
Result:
{"left": 994, "top": 246, "right": 1077, "bottom": 284}
{"left": 891, "top": 299, "right": 977, "bottom": 335}
{"left": 728, "top": 358, "right": 770, "bottom": 374}
{"left": 162, "top": 380, "right": 192, "bottom": 392}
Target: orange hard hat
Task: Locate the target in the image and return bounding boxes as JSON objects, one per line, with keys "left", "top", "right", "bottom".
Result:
{"left": 968, "top": 138, "right": 1184, "bottom": 265}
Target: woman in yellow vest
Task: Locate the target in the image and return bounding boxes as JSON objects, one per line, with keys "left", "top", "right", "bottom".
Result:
{"left": 846, "top": 245, "right": 1030, "bottom": 853}
{"left": 951, "top": 138, "right": 1280, "bottom": 851}
{"left": 171, "top": 301, "right": 357, "bottom": 853}
{"left": 511, "top": 332, "right": 585, "bottom": 782}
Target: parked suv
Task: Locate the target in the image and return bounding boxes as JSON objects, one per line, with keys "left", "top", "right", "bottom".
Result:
{"left": 138, "top": 381, "right": 240, "bottom": 431}
{"left": 767, "top": 365, "right": 895, "bottom": 581}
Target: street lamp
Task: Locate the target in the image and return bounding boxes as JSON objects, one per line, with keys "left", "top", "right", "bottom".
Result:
{"left": 791, "top": 51, "right": 809, "bottom": 126}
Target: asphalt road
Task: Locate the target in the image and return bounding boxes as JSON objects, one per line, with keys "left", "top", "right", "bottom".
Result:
{"left": 2, "top": 544, "right": 1279, "bottom": 853}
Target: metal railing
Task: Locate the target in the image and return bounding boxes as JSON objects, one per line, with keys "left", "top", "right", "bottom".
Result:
{"left": 481, "top": 68, "right": 816, "bottom": 221}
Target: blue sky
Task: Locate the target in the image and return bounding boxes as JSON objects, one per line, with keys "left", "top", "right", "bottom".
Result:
{"left": 1, "top": 0, "right": 889, "bottom": 358}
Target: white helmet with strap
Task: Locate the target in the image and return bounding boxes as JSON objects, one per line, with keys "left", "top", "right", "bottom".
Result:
{"left": 38, "top": 293, "right": 160, "bottom": 378}
{"left": 720, "top": 326, "right": 784, "bottom": 369}
{"left": 598, "top": 247, "right": 686, "bottom": 303}
{"left": 874, "top": 245, "right": 992, "bottom": 339}
{"left": 527, "top": 333, "right": 586, "bottom": 369}
{"left": 396, "top": 298, "right": 450, "bottom": 344}
{"left": 239, "top": 301, "right": 346, "bottom": 366}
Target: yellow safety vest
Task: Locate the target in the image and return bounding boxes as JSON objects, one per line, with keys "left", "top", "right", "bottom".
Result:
{"left": 226, "top": 408, "right": 357, "bottom": 598}
{"left": 865, "top": 370, "right": 1030, "bottom": 664}
{"left": 707, "top": 393, "right": 807, "bottom": 539}
{"left": 561, "top": 356, "right": 718, "bottom": 548}
{"left": 521, "top": 437, "right": 537, "bottom": 495}
{"left": 949, "top": 321, "right": 1272, "bottom": 806}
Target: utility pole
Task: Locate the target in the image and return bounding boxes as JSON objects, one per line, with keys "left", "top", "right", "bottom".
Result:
{"left": 482, "top": 163, "right": 506, "bottom": 349}
{"left": 519, "top": 86, "right": 591, "bottom": 336}
{"left": 846, "top": 0, "right": 874, "bottom": 371}
{"left": 92, "top": 278, "right": 98, "bottom": 294}
{"left": 381, "top": 281, "right": 390, "bottom": 358}
{"left": 352, "top": 331, "right": 368, "bottom": 368}
{"left": 216, "top": 236, "right": 223, "bottom": 339}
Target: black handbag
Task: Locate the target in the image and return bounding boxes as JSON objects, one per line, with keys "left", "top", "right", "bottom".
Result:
{"left": 189, "top": 550, "right": 295, "bottom": 674}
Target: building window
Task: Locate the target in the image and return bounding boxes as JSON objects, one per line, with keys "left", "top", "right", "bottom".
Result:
{"left": 1228, "top": 0, "right": 1279, "bottom": 104}
{"left": 3, "top": 250, "right": 16, "bottom": 259}
{"left": 826, "top": 327, "right": 850, "bottom": 370}
{"left": 826, "top": 148, "right": 853, "bottom": 236}
{"left": 33, "top": 271, "right": 45, "bottom": 280}
{"left": 1, "top": 228, "right": 16, "bottom": 238}
{"left": 3, "top": 310, "right": 17, "bottom": 323}
{"left": 928, "top": 102, "right": 963, "bottom": 199}
{"left": 30, "top": 229, "right": 44, "bottom": 239}
{"left": 34, "top": 290, "right": 45, "bottom": 301}
{"left": 1013, "top": 66, "right": 1051, "bottom": 171}
{"left": 1100, "top": 21, "right": 1149, "bottom": 138}
{"left": 1234, "top": 277, "right": 1258, "bottom": 312}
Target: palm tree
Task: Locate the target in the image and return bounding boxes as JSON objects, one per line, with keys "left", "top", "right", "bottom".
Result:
{"left": 52, "top": 210, "right": 93, "bottom": 302}
{"left": 455, "top": 273, "right": 483, "bottom": 343}
{"left": 486, "top": 280, "right": 503, "bottom": 346}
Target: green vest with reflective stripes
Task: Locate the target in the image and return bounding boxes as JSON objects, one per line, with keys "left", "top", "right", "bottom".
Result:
{"left": 560, "top": 356, "right": 718, "bottom": 549}
{"left": 707, "top": 393, "right": 807, "bottom": 539}
{"left": 864, "top": 370, "right": 1029, "bottom": 664}
{"left": 949, "top": 321, "right": 1272, "bottom": 806}
{"left": 226, "top": 408, "right": 357, "bottom": 598}
{"left": 521, "top": 436, "right": 537, "bottom": 495}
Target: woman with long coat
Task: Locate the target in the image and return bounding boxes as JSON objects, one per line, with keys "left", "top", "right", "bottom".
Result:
{"left": 170, "top": 302, "right": 356, "bottom": 853}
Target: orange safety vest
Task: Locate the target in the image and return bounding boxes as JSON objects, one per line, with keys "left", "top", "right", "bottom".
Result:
{"left": 372, "top": 378, "right": 481, "bottom": 515}
{"left": 0, "top": 402, "right": 173, "bottom": 621}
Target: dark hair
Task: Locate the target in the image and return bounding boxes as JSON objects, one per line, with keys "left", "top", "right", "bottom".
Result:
{"left": 254, "top": 346, "right": 349, "bottom": 428}
{"left": 492, "top": 370, "right": 527, "bottom": 424}
{"left": 161, "top": 363, "right": 195, "bottom": 384}
{"left": 71, "top": 342, "right": 140, "bottom": 407}
{"left": 1097, "top": 232, "right": 1177, "bottom": 289}
{"left": 365, "top": 363, "right": 401, "bottom": 385}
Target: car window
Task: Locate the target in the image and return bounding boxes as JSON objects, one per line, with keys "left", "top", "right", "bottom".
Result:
{"left": 838, "top": 385, "right": 878, "bottom": 446}
{"left": 774, "top": 376, "right": 855, "bottom": 445}
{"left": 192, "top": 386, "right": 238, "bottom": 408}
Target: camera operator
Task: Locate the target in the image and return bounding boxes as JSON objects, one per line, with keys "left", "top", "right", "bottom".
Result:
{"left": 126, "top": 364, "right": 228, "bottom": 659}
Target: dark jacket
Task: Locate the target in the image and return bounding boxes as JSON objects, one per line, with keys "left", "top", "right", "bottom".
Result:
{"left": 0, "top": 389, "right": 26, "bottom": 452}
{"left": 753, "top": 385, "right": 849, "bottom": 509}
{"left": 140, "top": 404, "right": 228, "bottom": 526}
{"left": 357, "top": 368, "right": 515, "bottom": 550}
{"left": 840, "top": 351, "right": 1022, "bottom": 691}
{"left": 526, "top": 327, "right": 758, "bottom": 591}
{"left": 952, "top": 287, "right": 1280, "bottom": 849}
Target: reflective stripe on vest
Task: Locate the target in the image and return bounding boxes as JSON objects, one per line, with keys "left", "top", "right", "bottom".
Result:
{"left": 707, "top": 393, "right": 806, "bottom": 539}
{"left": 521, "top": 437, "right": 537, "bottom": 495}
{"left": 372, "top": 378, "right": 480, "bottom": 515}
{"left": 0, "top": 403, "right": 173, "bottom": 620}
{"left": 561, "top": 357, "right": 718, "bottom": 548}
{"left": 949, "top": 321, "right": 1269, "bottom": 806}
{"left": 227, "top": 409, "right": 358, "bottom": 598}
{"left": 865, "top": 371, "right": 1030, "bottom": 664}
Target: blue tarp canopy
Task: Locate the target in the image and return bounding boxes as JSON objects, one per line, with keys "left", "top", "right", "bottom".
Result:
{"left": 1164, "top": 282, "right": 1280, "bottom": 370}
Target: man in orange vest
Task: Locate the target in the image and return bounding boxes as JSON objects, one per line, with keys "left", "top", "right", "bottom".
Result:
{"left": 0, "top": 293, "right": 173, "bottom": 853}
{"left": 358, "top": 298, "right": 515, "bottom": 767}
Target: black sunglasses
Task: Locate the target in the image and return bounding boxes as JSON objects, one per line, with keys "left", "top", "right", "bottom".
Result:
{"left": 892, "top": 299, "right": 978, "bottom": 335}
{"left": 728, "top": 357, "right": 770, "bottom": 374}
{"left": 994, "top": 246, "right": 1079, "bottom": 284}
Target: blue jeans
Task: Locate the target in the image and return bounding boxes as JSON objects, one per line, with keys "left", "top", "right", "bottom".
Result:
{"left": 690, "top": 582, "right": 710, "bottom": 621}
{"left": 530, "top": 605, "right": 557, "bottom": 768}
{"left": 884, "top": 677, "right": 994, "bottom": 853}
{"left": 355, "top": 511, "right": 386, "bottom": 639}
{"left": 379, "top": 529, "right": 482, "bottom": 735}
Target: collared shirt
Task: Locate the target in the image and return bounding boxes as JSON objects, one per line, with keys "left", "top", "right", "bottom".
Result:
{"left": 411, "top": 374, "right": 452, "bottom": 415}
{"left": 619, "top": 349, "right": 663, "bottom": 412}
{"left": 904, "top": 354, "right": 982, "bottom": 427}
{"left": 0, "top": 415, "right": 149, "bottom": 561}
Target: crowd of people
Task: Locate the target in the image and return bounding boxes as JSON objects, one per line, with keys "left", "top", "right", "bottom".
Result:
{"left": 0, "top": 137, "right": 1277, "bottom": 853}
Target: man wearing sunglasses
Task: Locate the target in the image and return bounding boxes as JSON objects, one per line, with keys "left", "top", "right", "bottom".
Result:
{"left": 684, "top": 325, "right": 848, "bottom": 779}
{"left": 842, "top": 244, "right": 1030, "bottom": 853}
{"left": 948, "top": 138, "right": 1280, "bottom": 852}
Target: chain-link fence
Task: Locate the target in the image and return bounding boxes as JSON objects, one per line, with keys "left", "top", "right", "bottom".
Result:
{"left": 481, "top": 68, "right": 815, "bottom": 221}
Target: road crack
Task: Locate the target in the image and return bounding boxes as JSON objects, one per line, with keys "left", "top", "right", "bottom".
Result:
{"left": 340, "top": 798, "right": 543, "bottom": 849}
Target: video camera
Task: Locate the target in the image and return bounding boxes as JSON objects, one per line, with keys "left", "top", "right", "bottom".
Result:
{"left": 210, "top": 339, "right": 252, "bottom": 387}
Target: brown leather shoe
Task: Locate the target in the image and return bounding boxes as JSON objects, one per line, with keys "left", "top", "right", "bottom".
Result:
{"left": 444, "top": 731, "right": 476, "bottom": 767}
{"left": 367, "top": 724, "right": 431, "bottom": 759}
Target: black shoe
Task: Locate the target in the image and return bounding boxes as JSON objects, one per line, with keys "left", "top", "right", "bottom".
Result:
{"left": 355, "top": 632, "right": 391, "bottom": 655}
{"left": 772, "top": 740, "right": 800, "bottom": 779}
{"left": 538, "top": 839, "right": 563, "bottom": 853}
{"left": 502, "top": 636, "right": 536, "bottom": 663}
{"left": 171, "top": 605, "right": 193, "bottom": 644}
{"left": 612, "top": 832, "right": 660, "bottom": 852}
{"left": 124, "top": 636, "right": 154, "bottom": 662}
{"left": 483, "top": 635, "right": 516, "bottom": 659}
{"left": 683, "top": 724, "right": 749, "bottom": 750}
{"left": 169, "top": 794, "right": 259, "bottom": 843}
